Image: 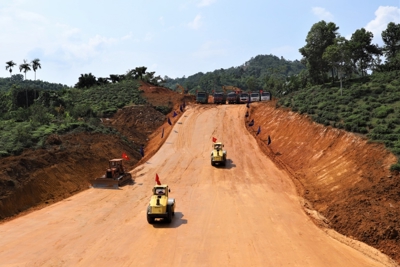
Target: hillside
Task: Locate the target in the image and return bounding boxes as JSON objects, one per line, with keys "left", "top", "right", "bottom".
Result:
{"left": 163, "top": 54, "right": 305, "bottom": 95}
{"left": 0, "top": 100, "right": 398, "bottom": 266}
{"left": 0, "top": 83, "right": 399, "bottom": 264}
{"left": 248, "top": 101, "right": 399, "bottom": 262}
{"left": 277, "top": 71, "right": 400, "bottom": 169}
{"left": 0, "top": 82, "right": 193, "bottom": 220}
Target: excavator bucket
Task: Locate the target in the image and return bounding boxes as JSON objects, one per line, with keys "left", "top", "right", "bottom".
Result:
{"left": 90, "top": 178, "right": 119, "bottom": 189}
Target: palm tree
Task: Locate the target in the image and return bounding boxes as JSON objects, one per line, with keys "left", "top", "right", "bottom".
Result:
{"left": 19, "top": 59, "right": 31, "bottom": 80}
{"left": 31, "top": 58, "right": 41, "bottom": 80}
{"left": 19, "top": 60, "right": 31, "bottom": 107}
{"left": 5, "top": 60, "right": 16, "bottom": 77}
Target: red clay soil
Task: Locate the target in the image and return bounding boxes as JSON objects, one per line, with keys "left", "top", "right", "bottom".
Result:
{"left": 0, "top": 85, "right": 399, "bottom": 264}
{"left": 0, "top": 82, "right": 192, "bottom": 221}
{"left": 247, "top": 101, "right": 400, "bottom": 263}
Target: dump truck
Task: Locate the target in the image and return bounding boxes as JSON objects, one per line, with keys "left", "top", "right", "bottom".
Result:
{"left": 239, "top": 92, "right": 249, "bottom": 104}
{"left": 147, "top": 184, "right": 176, "bottom": 224}
{"left": 260, "top": 91, "right": 272, "bottom": 101}
{"left": 90, "top": 159, "right": 132, "bottom": 189}
{"left": 211, "top": 142, "right": 227, "bottom": 166}
{"left": 196, "top": 91, "right": 209, "bottom": 104}
{"left": 226, "top": 92, "right": 240, "bottom": 104}
{"left": 213, "top": 92, "right": 226, "bottom": 104}
{"left": 250, "top": 91, "right": 261, "bottom": 102}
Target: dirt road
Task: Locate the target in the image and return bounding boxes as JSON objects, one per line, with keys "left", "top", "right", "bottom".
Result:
{"left": 0, "top": 105, "right": 396, "bottom": 267}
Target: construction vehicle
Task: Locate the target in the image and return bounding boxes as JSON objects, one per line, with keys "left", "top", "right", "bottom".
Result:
{"left": 176, "top": 84, "right": 187, "bottom": 95}
{"left": 211, "top": 142, "right": 227, "bottom": 166}
{"left": 260, "top": 91, "right": 272, "bottom": 101}
{"left": 90, "top": 159, "right": 132, "bottom": 189}
{"left": 213, "top": 92, "right": 226, "bottom": 104}
{"left": 226, "top": 92, "right": 240, "bottom": 104}
{"left": 239, "top": 92, "right": 249, "bottom": 104}
{"left": 147, "top": 184, "right": 176, "bottom": 224}
{"left": 196, "top": 91, "right": 209, "bottom": 104}
{"left": 222, "top": 85, "right": 242, "bottom": 94}
{"left": 250, "top": 91, "right": 261, "bottom": 102}
{"left": 222, "top": 86, "right": 242, "bottom": 104}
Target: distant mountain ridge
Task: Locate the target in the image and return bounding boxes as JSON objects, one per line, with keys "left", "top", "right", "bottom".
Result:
{"left": 163, "top": 54, "right": 305, "bottom": 94}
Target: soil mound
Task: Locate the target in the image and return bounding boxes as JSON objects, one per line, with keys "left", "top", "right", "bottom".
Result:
{"left": 248, "top": 101, "right": 400, "bottom": 262}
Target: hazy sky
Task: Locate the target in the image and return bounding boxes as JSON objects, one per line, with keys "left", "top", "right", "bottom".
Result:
{"left": 1, "top": 0, "right": 399, "bottom": 86}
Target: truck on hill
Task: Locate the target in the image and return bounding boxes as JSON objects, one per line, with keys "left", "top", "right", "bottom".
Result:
{"left": 226, "top": 92, "right": 240, "bottom": 104}
{"left": 239, "top": 92, "right": 249, "bottom": 104}
{"left": 260, "top": 91, "right": 272, "bottom": 101}
{"left": 250, "top": 91, "right": 261, "bottom": 102}
{"left": 196, "top": 91, "right": 209, "bottom": 104}
{"left": 213, "top": 92, "right": 226, "bottom": 104}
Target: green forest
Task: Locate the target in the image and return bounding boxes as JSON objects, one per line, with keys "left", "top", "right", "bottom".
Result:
{"left": 0, "top": 65, "right": 167, "bottom": 157}
{"left": 1, "top": 20, "right": 400, "bottom": 170}
{"left": 163, "top": 54, "right": 305, "bottom": 95}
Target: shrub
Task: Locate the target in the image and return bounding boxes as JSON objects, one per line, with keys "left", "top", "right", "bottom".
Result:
{"left": 154, "top": 106, "right": 172, "bottom": 115}
{"left": 390, "top": 163, "right": 400, "bottom": 171}
{"left": 373, "top": 106, "right": 394, "bottom": 118}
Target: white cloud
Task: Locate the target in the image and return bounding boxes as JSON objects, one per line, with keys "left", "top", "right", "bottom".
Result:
{"left": 193, "top": 40, "right": 227, "bottom": 59}
{"left": 60, "top": 35, "right": 117, "bottom": 61}
{"left": 312, "top": 7, "right": 334, "bottom": 22}
{"left": 14, "top": 9, "right": 47, "bottom": 23}
{"left": 188, "top": 14, "right": 202, "bottom": 29}
{"left": 365, "top": 6, "right": 400, "bottom": 44}
{"left": 0, "top": 4, "right": 133, "bottom": 68}
{"left": 197, "top": 0, "right": 216, "bottom": 7}
{"left": 122, "top": 32, "right": 133, "bottom": 40}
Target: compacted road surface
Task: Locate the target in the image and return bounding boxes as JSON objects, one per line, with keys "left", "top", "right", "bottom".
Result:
{"left": 0, "top": 105, "right": 396, "bottom": 267}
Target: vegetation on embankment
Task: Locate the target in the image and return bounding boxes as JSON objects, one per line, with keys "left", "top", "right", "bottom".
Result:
{"left": 0, "top": 79, "right": 147, "bottom": 157}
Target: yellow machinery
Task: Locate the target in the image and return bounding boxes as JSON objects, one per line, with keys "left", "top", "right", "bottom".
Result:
{"left": 222, "top": 85, "right": 242, "bottom": 94}
{"left": 176, "top": 84, "right": 186, "bottom": 94}
{"left": 211, "top": 142, "right": 227, "bottom": 166}
{"left": 147, "top": 184, "right": 176, "bottom": 224}
{"left": 90, "top": 159, "right": 132, "bottom": 189}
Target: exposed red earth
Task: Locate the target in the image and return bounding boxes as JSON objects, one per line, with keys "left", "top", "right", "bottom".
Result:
{"left": 0, "top": 83, "right": 399, "bottom": 266}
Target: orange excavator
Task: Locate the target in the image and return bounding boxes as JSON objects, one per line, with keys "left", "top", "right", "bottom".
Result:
{"left": 222, "top": 85, "right": 242, "bottom": 94}
{"left": 176, "top": 84, "right": 187, "bottom": 95}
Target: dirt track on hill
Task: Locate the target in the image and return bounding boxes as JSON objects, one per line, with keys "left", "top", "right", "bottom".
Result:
{"left": 0, "top": 104, "right": 397, "bottom": 267}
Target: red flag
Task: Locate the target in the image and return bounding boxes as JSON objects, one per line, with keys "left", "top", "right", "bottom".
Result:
{"left": 122, "top": 152, "right": 129, "bottom": 160}
{"left": 212, "top": 137, "right": 217, "bottom": 143}
{"left": 155, "top": 173, "right": 161, "bottom": 185}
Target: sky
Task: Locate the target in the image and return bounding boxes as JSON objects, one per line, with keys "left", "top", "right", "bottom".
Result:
{"left": 1, "top": 0, "right": 399, "bottom": 87}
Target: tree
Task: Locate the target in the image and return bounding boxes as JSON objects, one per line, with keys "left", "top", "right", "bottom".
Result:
{"left": 134, "top": 66, "right": 147, "bottom": 80}
{"left": 349, "top": 28, "right": 381, "bottom": 76}
{"left": 19, "top": 59, "right": 31, "bottom": 80}
{"left": 5, "top": 60, "right": 16, "bottom": 77}
{"left": 245, "top": 76, "right": 257, "bottom": 91}
{"left": 74, "top": 73, "right": 97, "bottom": 88}
{"left": 382, "top": 22, "right": 400, "bottom": 70}
{"left": 97, "top": 77, "right": 109, "bottom": 85}
{"left": 109, "top": 74, "right": 120, "bottom": 83}
{"left": 299, "top": 20, "right": 339, "bottom": 84}
{"left": 323, "top": 37, "right": 351, "bottom": 94}
{"left": 19, "top": 60, "right": 32, "bottom": 107}
{"left": 382, "top": 22, "right": 400, "bottom": 60}
{"left": 31, "top": 58, "right": 41, "bottom": 80}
